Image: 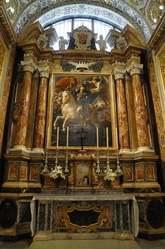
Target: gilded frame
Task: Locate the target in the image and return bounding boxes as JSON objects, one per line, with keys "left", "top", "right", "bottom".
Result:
{"left": 56, "top": 203, "right": 112, "bottom": 232}
{"left": 75, "top": 162, "right": 91, "bottom": 187}
{"left": 47, "top": 73, "right": 117, "bottom": 150}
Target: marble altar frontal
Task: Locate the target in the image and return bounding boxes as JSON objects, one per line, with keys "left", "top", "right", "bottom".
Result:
{"left": 30, "top": 193, "right": 139, "bottom": 241}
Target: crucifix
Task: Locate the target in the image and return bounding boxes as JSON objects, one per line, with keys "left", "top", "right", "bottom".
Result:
{"left": 77, "top": 128, "right": 88, "bottom": 150}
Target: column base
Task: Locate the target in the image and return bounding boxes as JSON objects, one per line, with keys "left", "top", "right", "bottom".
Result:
{"left": 119, "top": 149, "right": 131, "bottom": 154}
{"left": 137, "top": 146, "right": 153, "bottom": 152}
{"left": 32, "top": 148, "right": 44, "bottom": 154}
{"left": 9, "top": 145, "right": 29, "bottom": 153}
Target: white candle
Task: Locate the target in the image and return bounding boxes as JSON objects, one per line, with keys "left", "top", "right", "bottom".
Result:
{"left": 47, "top": 126, "right": 49, "bottom": 148}
{"left": 106, "top": 127, "right": 108, "bottom": 148}
{"left": 116, "top": 127, "right": 118, "bottom": 149}
{"left": 66, "top": 126, "right": 69, "bottom": 148}
{"left": 96, "top": 127, "right": 99, "bottom": 148}
{"left": 56, "top": 127, "right": 59, "bottom": 148}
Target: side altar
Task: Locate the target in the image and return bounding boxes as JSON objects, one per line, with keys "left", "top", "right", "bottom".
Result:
{"left": 1, "top": 21, "right": 165, "bottom": 241}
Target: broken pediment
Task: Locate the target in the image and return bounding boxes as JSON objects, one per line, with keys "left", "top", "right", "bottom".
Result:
{"left": 121, "top": 25, "right": 146, "bottom": 47}
{"left": 107, "top": 25, "right": 146, "bottom": 51}
{"left": 17, "top": 21, "right": 57, "bottom": 51}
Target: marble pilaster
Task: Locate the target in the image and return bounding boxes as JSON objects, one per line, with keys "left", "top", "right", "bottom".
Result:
{"left": 13, "top": 60, "right": 37, "bottom": 150}
{"left": 129, "top": 65, "right": 150, "bottom": 150}
{"left": 33, "top": 67, "right": 50, "bottom": 152}
{"left": 114, "top": 69, "right": 130, "bottom": 151}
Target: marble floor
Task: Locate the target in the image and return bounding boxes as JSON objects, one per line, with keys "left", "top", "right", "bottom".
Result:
{"left": 0, "top": 238, "right": 165, "bottom": 249}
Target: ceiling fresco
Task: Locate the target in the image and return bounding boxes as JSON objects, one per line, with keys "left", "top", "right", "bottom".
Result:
{"left": 3, "top": 0, "right": 165, "bottom": 41}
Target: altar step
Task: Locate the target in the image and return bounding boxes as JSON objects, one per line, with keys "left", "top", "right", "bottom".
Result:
{"left": 29, "top": 239, "right": 141, "bottom": 249}
{"left": 0, "top": 238, "right": 165, "bottom": 249}
{"left": 28, "top": 238, "right": 165, "bottom": 249}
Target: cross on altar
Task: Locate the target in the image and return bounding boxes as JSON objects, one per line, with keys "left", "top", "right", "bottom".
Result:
{"left": 77, "top": 128, "right": 88, "bottom": 150}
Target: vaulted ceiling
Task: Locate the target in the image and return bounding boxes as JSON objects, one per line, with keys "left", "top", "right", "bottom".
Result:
{"left": 3, "top": 0, "right": 165, "bottom": 42}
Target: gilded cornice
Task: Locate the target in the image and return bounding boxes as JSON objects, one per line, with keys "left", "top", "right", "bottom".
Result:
{"left": 109, "top": 43, "right": 146, "bottom": 65}
{"left": 147, "top": 12, "right": 165, "bottom": 51}
{"left": 0, "top": 3, "right": 16, "bottom": 45}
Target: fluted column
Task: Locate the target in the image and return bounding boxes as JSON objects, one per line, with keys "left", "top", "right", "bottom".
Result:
{"left": 13, "top": 60, "right": 37, "bottom": 150}
{"left": 114, "top": 69, "right": 130, "bottom": 151}
{"left": 33, "top": 66, "right": 50, "bottom": 152}
{"left": 129, "top": 64, "right": 150, "bottom": 150}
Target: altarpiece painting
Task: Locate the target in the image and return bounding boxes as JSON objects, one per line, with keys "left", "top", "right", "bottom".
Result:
{"left": 50, "top": 75, "right": 114, "bottom": 148}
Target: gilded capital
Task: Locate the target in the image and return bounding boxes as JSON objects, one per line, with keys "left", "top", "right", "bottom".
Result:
{"left": 113, "top": 68, "right": 126, "bottom": 80}
{"left": 38, "top": 66, "right": 51, "bottom": 78}
{"left": 21, "top": 60, "right": 37, "bottom": 73}
{"left": 127, "top": 63, "right": 143, "bottom": 76}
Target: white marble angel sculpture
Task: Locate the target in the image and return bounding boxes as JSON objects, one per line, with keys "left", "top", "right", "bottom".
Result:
{"left": 59, "top": 36, "right": 68, "bottom": 50}
{"left": 96, "top": 35, "right": 107, "bottom": 51}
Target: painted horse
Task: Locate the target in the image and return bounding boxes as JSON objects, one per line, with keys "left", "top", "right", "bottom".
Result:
{"left": 53, "top": 90, "right": 103, "bottom": 131}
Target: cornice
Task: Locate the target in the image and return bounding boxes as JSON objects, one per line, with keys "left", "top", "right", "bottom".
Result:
{"left": 147, "top": 12, "right": 165, "bottom": 51}
{"left": 0, "top": 3, "right": 16, "bottom": 45}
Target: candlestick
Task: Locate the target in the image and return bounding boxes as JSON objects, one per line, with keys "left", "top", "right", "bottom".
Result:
{"left": 55, "top": 149, "right": 58, "bottom": 168}
{"left": 56, "top": 127, "right": 59, "bottom": 148}
{"left": 96, "top": 149, "right": 100, "bottom": 173}
{"left": 116, "top": 150, "right": 123, "bottom": 175}
{"left": 41, "top": 150, "right": 50, "bottom": 175}
{"left": 65, "top": 149, "right": 69, "bottom": 173}
{"left": 106, "top": 127, "right": 108, "bottom": 148}
{"left": 66, "top": 126, "right": 69, "bottom": 148}
{"left": 96, "top": 127, "right": 99, "bottom": 148}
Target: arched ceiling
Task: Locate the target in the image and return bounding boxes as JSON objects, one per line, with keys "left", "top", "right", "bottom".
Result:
{"left": 4, "top": 0, "right": 165, "bottom": 42}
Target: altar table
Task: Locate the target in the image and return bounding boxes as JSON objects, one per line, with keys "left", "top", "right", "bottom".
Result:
{"left": 30, "top": 192, "right": 139, "bottom": 239}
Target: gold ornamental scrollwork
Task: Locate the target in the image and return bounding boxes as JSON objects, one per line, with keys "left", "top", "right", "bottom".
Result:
{"left": 56, "top": 203, "right": 112, "bottom": 232}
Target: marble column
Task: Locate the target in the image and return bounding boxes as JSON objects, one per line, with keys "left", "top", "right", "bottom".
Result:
{"left": 114, "top": 69, "right": 130, "bottom": 151}
{"left": 33, "top": 67, "right": 50, "bottom": 152}
{"left": 124, "top": 73, "right": 138, "bottom": 151}
{"left": 129, "top": 65, "right": 150, "bottom": 150}
{"left": 13, "top": 60, "right": 36, "bottom": 150}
